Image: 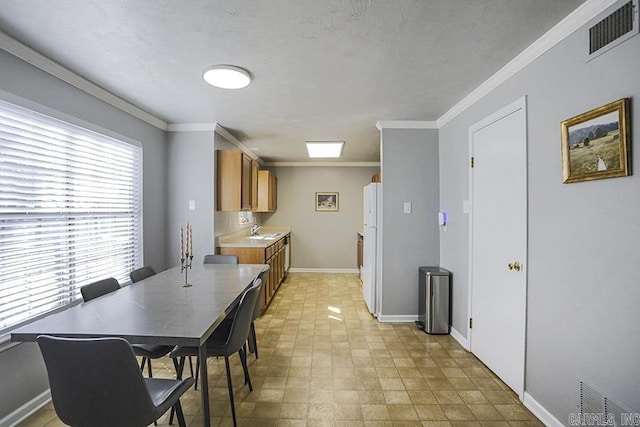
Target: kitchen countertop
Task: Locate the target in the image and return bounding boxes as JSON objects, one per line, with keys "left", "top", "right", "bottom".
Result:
{"left": 216, "top": 226, "right": 291, "bottom": 248}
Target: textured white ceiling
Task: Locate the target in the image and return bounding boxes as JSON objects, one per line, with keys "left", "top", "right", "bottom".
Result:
{"left": 0, "top": 0, "right": 585, "bottom": 162}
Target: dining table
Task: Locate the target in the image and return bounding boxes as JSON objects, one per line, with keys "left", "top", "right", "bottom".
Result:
{"left": 11, "top": 262, "right": 267, "bottom": 427}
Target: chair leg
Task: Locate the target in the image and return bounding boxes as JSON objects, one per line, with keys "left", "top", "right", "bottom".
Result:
{"left": 194, "top": 356, "right": 200, "bottom": 390}
{"left": 239, "top": 346, "right": 253, "bottom": 391}
{"left": 188, "top": 355, "right": 194, "bottom": 378}
{"left": 173, "top": 400, "right": 187, "bottom": 427}
{"left": 249, "top": 322, "right": 258, "bottom": 358}
{"left": 223, "top": 356, "right": 237, "bottom": 427}
{"left": 169, "top": 357, "right": 185, "bottom": 426}
{"left": 147, "top": 357, "right": 153, "bottom": 378}
{"left": 140, "top": 356, "right": 147, "bottom": 372}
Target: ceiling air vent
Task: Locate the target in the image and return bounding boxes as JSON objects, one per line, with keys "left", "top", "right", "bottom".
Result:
{"left": 587, "top": 0, "right": 639, "bottom": 61}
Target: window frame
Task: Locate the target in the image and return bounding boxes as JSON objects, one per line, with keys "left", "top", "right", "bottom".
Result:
{"left": 0, "top": 95, "right": 144, "bottom": 339}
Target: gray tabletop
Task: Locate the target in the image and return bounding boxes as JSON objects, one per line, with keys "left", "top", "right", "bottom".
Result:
{"left": 11, "top": 263, "right": 267, "bottom": 347}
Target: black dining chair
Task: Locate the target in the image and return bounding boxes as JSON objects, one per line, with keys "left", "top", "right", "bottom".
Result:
{"left": 80, "top": 277, "right": 120, "bottom": 302}
{"left": 203, "top": 254, "right": 239, "bottom": 264}
{"left": 37, "top": 335, "right": 194, "bottom": 427}
{"left": 170, "top": 278, "right": 263, "bottom": 427}
{"left": 224, "top": 265, "right": 270, "bottom": 359}
{"left": 128, "top": 266, "right": 175, "bottom": 379}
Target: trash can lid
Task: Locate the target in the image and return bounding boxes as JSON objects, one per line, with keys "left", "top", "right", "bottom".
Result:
{"left": 418, "top": 266, "right": 451, "bottom": 275}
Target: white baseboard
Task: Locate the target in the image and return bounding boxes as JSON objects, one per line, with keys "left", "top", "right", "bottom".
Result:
{"left": 376, "top": 314, "right": 418, "bottom": 323}
{"left": 1, "top": 389, "right": 51, "bottom": 427}
{"left": 523, "top": 392, "right": 564, "bottom": 427}
{"left": 288, "top": 268, "right": 360, "bottom": 274}
{"left": 450, "top": 326, "right": 470, "bottom": 350}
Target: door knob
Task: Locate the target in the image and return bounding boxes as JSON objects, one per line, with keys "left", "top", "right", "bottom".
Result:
{"left": 508, "top": 261, "right": 522, "bottom": 271}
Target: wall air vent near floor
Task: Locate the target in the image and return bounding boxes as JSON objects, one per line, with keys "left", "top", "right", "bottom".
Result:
{"left": 587, "top": 0, "right": 638, "bottom": 61}
{"left": 579, "top": 381, "right": 636, "bottom": 426}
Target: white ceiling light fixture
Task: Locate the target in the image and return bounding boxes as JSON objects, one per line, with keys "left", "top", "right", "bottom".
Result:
{"left": 202, "top": 65, "right": 252, "bottom": 89}
{"left": 306, "top": 141, "right": 344, "bottom": 158}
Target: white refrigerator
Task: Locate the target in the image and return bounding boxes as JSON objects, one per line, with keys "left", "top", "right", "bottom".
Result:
{"left": 362, "top": 183, "right": 382, "bottom": 316}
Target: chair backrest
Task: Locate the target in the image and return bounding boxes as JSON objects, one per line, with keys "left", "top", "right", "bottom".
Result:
{"left": 252, "top": 265, "right": 270, "bottom": 320}
{"left": 80, "top": 278, "right": 120, "bottom": 302}
{"left": 129, "top": 266, "right": 156, "bottom": 283}
{"left": 37, "top": 335, "right": 157, "bottom": 427}
{"left": 225, "top": 279, "right": 262, "bottom": 353}
{"left": 203, "top": 254, "right": 239, "bottom": 264}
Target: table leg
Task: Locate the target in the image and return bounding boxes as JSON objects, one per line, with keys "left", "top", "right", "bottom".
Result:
{"left": 199, "top": 343, "right": 210, "bottom": 427}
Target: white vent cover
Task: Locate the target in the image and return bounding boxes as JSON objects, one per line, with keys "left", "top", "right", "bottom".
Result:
{"left": 587, "top": 0, "right": 639, "bottom": 61}
{"left": 579, "top": 381, "right": 637, "bottom": 426}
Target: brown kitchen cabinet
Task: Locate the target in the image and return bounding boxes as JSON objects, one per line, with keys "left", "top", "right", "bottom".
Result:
{"left": 218, "top": 233, "right": 290, "bottom": 310}
{"left": 256, "top": 170, "right": 277, "bottom": 212}
{"left": 216, "top": 149, "right": 258, "bottom": 211}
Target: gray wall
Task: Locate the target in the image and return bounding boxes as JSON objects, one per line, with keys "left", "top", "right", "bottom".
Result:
{"left": 0, "top": 51, "right": 168, "bottom": 420}
{"left": 263, "top": 166, "right": 378, "bottom": 269}
{"left": 166, "top": 130, "right": 215, "bottom": 266}
{"left": 439, "top": 20, "right": 640, "bottom": 421}
{"left": 380, "top": 128, "right": 440, "bottom": 318}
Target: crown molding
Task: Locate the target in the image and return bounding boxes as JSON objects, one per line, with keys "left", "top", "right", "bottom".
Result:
{"left": 213, "top": 124, "right": 262, "bottom": 163}
{"left": 375, "top": 121, "right": 438, "bottom": 131}
{"left": 0, "top": 30, "right": 168, "bottom": 131}
{"left": 167, "top": 122, "right": 216, "bottom": 132}
{"left": 436, "top": 0, "right": 618, "bottom": 127}
{"left": 265, "top": 162, "right": 380, "bottom": 167}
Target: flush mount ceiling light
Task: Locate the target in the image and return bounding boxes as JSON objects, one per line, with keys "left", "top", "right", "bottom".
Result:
{"left": 202, "top": 65, "right": 252, "bottom": 89}
{"left": 306, "top": 141, "right": 344, "bottom": 158}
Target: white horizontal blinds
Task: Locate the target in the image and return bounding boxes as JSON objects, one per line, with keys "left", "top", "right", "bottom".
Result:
{"left": 0, "top": 99, "right": 142, "bottom": 332}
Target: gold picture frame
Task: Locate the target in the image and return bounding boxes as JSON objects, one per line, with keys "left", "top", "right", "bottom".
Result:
{"left": 561, "top": 98, "right": 631, "bottom": 183}
{"left": 315, "top": 192, "right": 339, "bottom": 212}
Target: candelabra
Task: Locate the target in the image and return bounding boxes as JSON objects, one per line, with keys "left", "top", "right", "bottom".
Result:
{"left": 180, "top": 253, "right": 193, "bottom": 287}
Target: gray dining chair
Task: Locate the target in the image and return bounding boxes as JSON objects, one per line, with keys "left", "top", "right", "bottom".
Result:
{"left": 129, "top": 265, "right": 156, "bottom": 283}
{"left": 223, "top": 265, "right": 270, "bottom": 359}
{"left": 203, "top": 254, "right": 239, "bottom": 264}
{"left": 170, "top": 278, "right": 262, "bottom": 427}
{"left": 37, "top": 335, "right": 194, "bottom": 427}
{"left": 128, "top": 266, "right": 175, "bottom": 379}
{"left": 80, "top": 277, "right": 120, "bottom": 302}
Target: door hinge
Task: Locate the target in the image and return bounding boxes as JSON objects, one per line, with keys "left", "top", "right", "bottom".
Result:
{"left": 470, "top": 157, "right": 475, "bottom": 168}
{"left": 469, "top": 318, "right": 473, "bottom": 329}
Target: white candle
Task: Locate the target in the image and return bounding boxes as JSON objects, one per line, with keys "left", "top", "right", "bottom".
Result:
{"left": 180, "top": 225, "right": 184, "bottom": 259}
{"left": 189, "top": 223, "right": 193, "bottom": 255}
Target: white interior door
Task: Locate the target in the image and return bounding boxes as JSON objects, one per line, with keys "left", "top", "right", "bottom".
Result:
{"left": 469, "top": 97, "right": 527, "bottom": 397}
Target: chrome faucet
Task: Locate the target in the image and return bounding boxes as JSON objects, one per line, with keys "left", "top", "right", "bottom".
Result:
{"left": 250, "top": 224, "right": 261, "bottom": 236}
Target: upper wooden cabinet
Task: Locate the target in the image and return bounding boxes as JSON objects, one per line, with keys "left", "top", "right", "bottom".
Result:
{"left": 256, "top": 170, "right": 277, "bottom": 212}
{"left": 217, "top": 150, "right": 257, "bottom": 211}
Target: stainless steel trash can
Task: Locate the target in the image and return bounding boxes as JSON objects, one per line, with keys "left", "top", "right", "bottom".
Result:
{"left": 416, "top": 267, "right": 451, "bottom": 334}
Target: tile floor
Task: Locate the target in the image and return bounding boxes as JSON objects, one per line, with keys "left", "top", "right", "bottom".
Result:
{"left": 19, "top": 273, "right": 543, "bottom": 427}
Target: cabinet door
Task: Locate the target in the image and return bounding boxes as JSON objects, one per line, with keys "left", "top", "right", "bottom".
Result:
{"left": 270, "top": 175, "right": 277, "bottom": 211}
{"left": 257, "top": 170, "right": 276, "bottom": 212}
{"left": 250, "top": 160, "right": 258, "bottom": 210}
{"left": 217, "top": 150, "right": 242, "bottom": 212}
{"left": 241, "top": 154, "right": 252, "bottom": 210}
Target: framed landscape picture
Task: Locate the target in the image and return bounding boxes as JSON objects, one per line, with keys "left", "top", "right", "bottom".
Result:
{"left": 561, "top": 98, "right": 631, "bottom": 183}
{"left": 315, "top": 192, "right": 339, "bottom": 212}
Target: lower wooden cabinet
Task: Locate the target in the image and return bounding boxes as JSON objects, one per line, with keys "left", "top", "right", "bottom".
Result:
{"left": 218, "top": 233, "right": 289, "bottom": 310}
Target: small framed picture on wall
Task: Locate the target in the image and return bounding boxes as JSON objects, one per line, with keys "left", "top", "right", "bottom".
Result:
{"left": 315, "top": 192, "right": 339, "bottom": 212}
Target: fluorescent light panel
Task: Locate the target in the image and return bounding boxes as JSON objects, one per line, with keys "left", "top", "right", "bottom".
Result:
{"left": 306, "top": 141, "right": 344, "bottom": 158}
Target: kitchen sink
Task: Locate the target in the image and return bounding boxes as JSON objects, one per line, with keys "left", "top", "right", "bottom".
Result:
{"left": 248, "top": 232, "right": 282, "bottom": 240}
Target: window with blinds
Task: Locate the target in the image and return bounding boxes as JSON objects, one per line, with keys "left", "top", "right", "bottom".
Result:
{"left": 0, "top": 98, "right": 142, "bottom": 334}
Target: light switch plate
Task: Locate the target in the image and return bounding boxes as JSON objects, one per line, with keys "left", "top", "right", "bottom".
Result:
{"left": 403, "top": 202, "right": 411, "bottom": 214}
{"left": 188, "top": 200, "right": 196, "bottom": 211}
